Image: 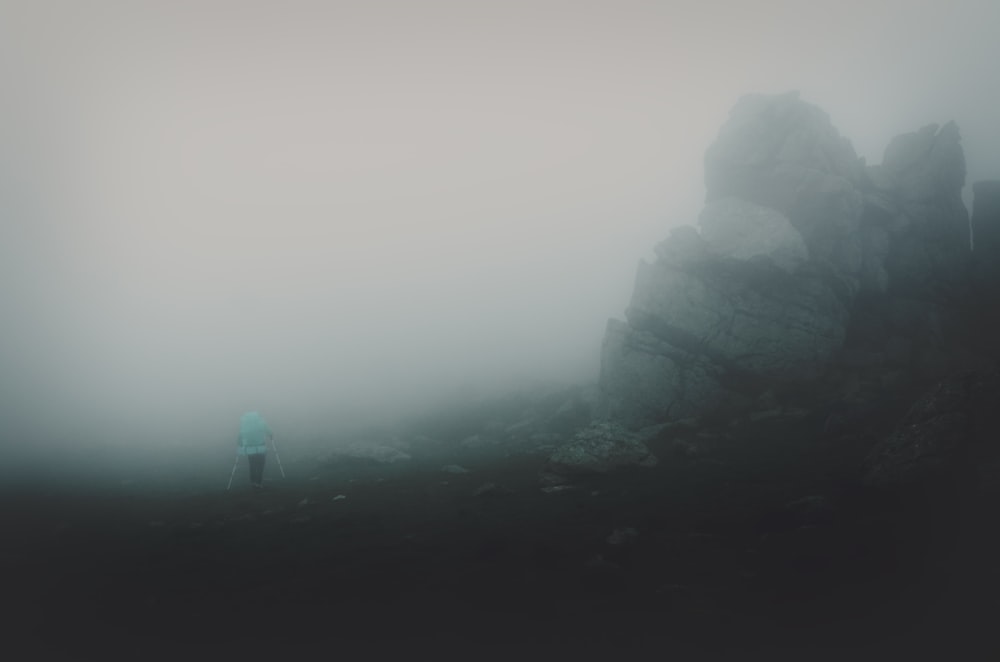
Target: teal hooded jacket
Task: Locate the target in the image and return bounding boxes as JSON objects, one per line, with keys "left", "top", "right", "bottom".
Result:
{"left": 238, "top": 412, "right": 272, "bottom": 455}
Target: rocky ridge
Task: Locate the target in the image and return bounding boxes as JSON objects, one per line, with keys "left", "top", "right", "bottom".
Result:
{"left": 599, "top": 91, "right": 997, "bottom": 431}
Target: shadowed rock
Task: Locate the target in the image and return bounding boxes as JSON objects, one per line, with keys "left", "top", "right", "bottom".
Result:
{"left": 546, "top": 422, "right": 658, "bottom": 475}
{"left": 600, "top": 91, "right": 983, "bottom": 430}
{"left": 864, "top": 368, "right": 1000, "bottom": 492}
{"left": 972, "top": 180, "right": 1000, "bottom": 291}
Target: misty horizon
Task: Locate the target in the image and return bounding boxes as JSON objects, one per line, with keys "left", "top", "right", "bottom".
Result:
{"left": 2, "top": 0, "right": 999, "bottom": 463}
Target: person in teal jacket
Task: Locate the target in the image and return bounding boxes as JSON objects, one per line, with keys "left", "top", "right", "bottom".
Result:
{"left": 238, "top": 411, "right": 273, "bottom": 489}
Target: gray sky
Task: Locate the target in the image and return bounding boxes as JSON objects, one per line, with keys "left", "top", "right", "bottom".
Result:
{"left": 2, "top": 0, "right": 999, "bottom": 451}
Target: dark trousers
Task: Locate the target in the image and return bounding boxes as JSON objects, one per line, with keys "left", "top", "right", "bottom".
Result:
{"left": 247, "top": 453, "right": 266, "bottom": 485}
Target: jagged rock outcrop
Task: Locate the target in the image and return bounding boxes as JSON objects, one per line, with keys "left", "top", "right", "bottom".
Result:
{"left": 845, "top": 121, "right": 981, "bottom": 391}
{"left": 862, "top": 121, "right": 970, "bottom": 302}
{"left": 599, "top": 91, "right": 984, "bottom": 430}
{"left": 705, "top": 91, "right": 867, "bottom": 299}
{"left": 600, "top": 93, "right": 862, "bottom": 427}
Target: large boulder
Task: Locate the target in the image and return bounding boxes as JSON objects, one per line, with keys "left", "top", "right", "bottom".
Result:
{"left": 873, "top": 122, "right": 970, "bottom": 301}
{"left": 698, "top": 197, "right": 810, "bottom": 274}
{"left": 704, "top": 91, "right": 866, "bottom": 296}
{"left": 546, "top": 422, "right": 658, "bottom": 476}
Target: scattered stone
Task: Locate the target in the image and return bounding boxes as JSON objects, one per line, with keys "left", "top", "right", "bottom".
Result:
{"left": 322, "top": 443, "right": 411, "bottom": 465}
{"left": 528, "top": 432, "right": 563, "bottom": 445}
{"left": 749, "top": 408, "right": 783, "bottom": 423}
{"left": 331, "top": 495, "right": 347, "bottom": 502}
{"left": 460, "top": 434, "right": 495, "bottom": 449}
{"left": 584, "top": 553, "right": 617, "bottom": 570}
{"left": 538, "top": 471, "right": 570, "bottom": 487}
{"left": 636, "top": 423, "right": 671, "bottom": 442}
{"left": 784, "top": 495, "right": 836, "bottom": 525}
{"left": 580, "top": 554, "right": 626, "bottom": 592}
{"left": 473, "top": 482, "right": 508, "bottom": 497}
{"left": 671, "top": 438, "right": 704, "bottom": 458}
{"left": 755, "top": 390, "right": 779, "bottom": 410}
{"left": 297, "top": 497, "right": 312, "bottom": 508}
{"left": 540, "top": 485, "right": 575, "bottom": 494}
{"left": 441, "top": 464, "right": 469, "bottom": 474}
{"left": 606, "top": 527, "right": 639, "bottom": 546}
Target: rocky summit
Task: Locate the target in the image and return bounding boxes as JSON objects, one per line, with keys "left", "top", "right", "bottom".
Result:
{"left": 600, "top": 91, "right": 997, "bottom": 431}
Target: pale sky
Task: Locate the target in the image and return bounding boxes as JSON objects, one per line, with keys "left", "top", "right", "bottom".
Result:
{"left": 2, "top": 0, "right": 999, "bottom": 451}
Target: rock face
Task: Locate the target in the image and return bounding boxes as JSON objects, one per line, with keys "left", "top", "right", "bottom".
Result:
{"left": 866, "top": 122, "right": 970, "bottom": 301}
{"left": 628, "top": 244, "right": 848, "bottom": 380}
{"left": 864, "top": 369, "right": 1000, "bottom": 494}
{"left": 599, "top": 317, "right": 725, "bottom": 424}
{"left": 705, "top": 92, "right": 866, "bottom": 297}
{"left": 972, "top": 180, "right": 1000, "bottom": 289}
{"left": 599, "top": 91, "right": 986, "bottom": 430}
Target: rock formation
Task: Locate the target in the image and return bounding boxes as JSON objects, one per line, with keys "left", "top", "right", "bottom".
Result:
{"left": 972, "top": 180, "right": 1000, "bottom": 290}
{"left": 864, "top": 368, "right": 1000, "bottom": 495}
{"left": 544, "top": 422, "right": 657, "bottom": 476}
{"left": 600, "top": 92, "right": 993, "bottom": 430}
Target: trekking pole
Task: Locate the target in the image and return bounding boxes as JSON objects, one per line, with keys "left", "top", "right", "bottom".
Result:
{"left": 226, "top": 452, "right": 240, "bottom": 490}
{"left": 271, "top": 438, "right": 286, "bottom": 478}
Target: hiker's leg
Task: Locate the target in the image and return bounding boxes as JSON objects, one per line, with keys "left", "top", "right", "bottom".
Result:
{"left": 249, "top": 453, "right": 265, "bottom": 485}
{"left": 248, "top": 454, "right": 260, "bottom": 485}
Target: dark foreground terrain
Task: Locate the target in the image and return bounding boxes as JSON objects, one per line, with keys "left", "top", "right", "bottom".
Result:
{"left": 5, "top": 416, "right": 999, "bottom": 660}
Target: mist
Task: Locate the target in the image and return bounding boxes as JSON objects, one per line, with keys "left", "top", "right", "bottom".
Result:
{"left": 3, "top": 0, "right": 999, "bottom": 468}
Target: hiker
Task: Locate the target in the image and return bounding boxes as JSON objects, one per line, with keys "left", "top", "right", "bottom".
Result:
{"left": 238, "top": 411, "right": 273, "bottom": 489}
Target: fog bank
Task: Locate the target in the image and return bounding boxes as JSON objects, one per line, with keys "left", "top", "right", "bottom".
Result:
{"left": 2, "top": 0, "right": 999, "bottom": 459}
